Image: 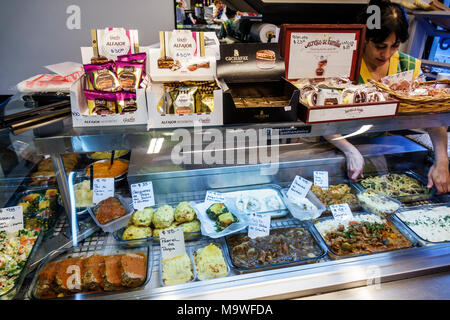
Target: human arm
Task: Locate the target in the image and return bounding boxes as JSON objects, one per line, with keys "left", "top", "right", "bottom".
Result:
{"left": 425, "top": 126, "right": 449, "bottom": 194}
{"left": 324, "top": 134, "right": 365, "bottom": 181}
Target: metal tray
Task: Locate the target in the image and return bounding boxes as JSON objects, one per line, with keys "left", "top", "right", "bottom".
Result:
{"left": 213, "top": 184, "right": 289, "bottom": 219}
{"left": 87, "top": 195, "right": 134, "bottom": 233}
{"left": 391, "top": 203, "right": 450, "bottom": 246}
{"left": 86, "top": 150, "right": 130, "bottom": 160}
{"left": 28, "top": 243, "right": 152, "bottom": 300}
{"left": 113, "top": 201, "right": 203, "bottom": 244}
{"left": 352, "top": 170, "right": 435, "bottom": 203}
{"left": 223, "top": 219, "right": 326, "bottom": 274}
{"left": 191, "top": 240, "right": 230, "bottom": 281}
{"left": 0, "top": 229, "right": 44, "bottom": 300}
{"left": 310, "top": 212, "right": 418, "bottom": 260}
{"left": 84, "top": 159, "right": 129, "bottom": 183}
{"left": 159, "top": 252, "right": 196, "bottom": 287}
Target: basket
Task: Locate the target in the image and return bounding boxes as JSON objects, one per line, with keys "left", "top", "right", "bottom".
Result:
{"left": 370, "top": 79, "right": 450, "bottom": 114}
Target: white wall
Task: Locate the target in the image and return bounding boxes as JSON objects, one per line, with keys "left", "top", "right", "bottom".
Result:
{"left": 0, "top": 0, "right": 175, "bottom": 94}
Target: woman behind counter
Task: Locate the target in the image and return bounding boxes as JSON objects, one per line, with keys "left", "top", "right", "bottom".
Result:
{"left": 324, "top": 0, "right": 449, "bottom": 194}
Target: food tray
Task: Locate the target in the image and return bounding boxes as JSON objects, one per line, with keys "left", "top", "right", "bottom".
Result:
{"left": 0, "top": 229, "right": 44, "bottom": 300}
{"left": 391, "top": 203, "right": 450, "bottom": 246}
{"left": 84, "top": 159, "right": 129, "bottom": 183}
{"left": 11, "top": 189, "right": 63, "bottom": 232}
{"left": 159, "top": 251, "right": 196, "bottom": 287}
{"left": 215, "top": 184, "right": 289, "bottom": 218}
{"left": 310, "top": 212, "right": 418, "bottom": 260}
{"left": 112, "top": 201, "right": 203, "bottom": 244}
{"left": 87, "top": 195, "right": 134, "bottom": 233}
{"left": 86, "top": 150, "right": 130, "bottom": 160}
{"left": 29, "top": 243, "right": 152, "bottom": 300}
{"left": 191, "top": 240, "right": 230, "bottom": 281}
{"left": 68, "top": 173, "right": 95, "bottom": 216}
{"left": 280, "top": 188, "right": 326, "bottom": 221}
{"left": 357, "top": 188, "right": 402, "bottom": 217}
{"left": 352, "top": 170, "right": 435, "bottom": 203}
{"left": 223, "top": 220, "right": 326, "bottom": 274}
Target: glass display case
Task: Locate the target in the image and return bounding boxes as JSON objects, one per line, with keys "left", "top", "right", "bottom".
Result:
{"left": 1, "top": 93, "right": 450, "bottom": 299}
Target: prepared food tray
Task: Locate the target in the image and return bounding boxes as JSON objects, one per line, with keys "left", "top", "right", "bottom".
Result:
{"left": 87, "top": 195, "right": 133, "bottom": 233}
{"left": 280, "top": 188, "right": 326, "bottom": 221}
{"left": 85, "top": 159, "right": 129, "bottom": 182}
{"left": 353, "top": 170, "right": 434, "bottom": 203}
{"left": 191, "top": 241, "right": 230, "bottom": 281}
{"left": 0, "top": 229, "right": 43, "bottom": 300}
{"left": 13, "top": 189, "right": 62, "bottom": 232}
{"left": 224, "top": 223, "right": 326, "bottom": 273}
{"left": 160, "top": 251, "right": 196, "bottom": 286}
{"left": 310, "top": 182, "right": 362, "bottom": 214}
{"left": 217, "top": 185, "right": 289, "bottom": 218}
{"left": 113, "top": 201, "right": 202, "bottom": 243}
{"left": 311, "top": 213, "right": 417, "bottom": 259}
{"left": 87, "top": 150, "right": 130, "bottom": 160}
{"left": 27, "top": 154, "right": 81, "bottom": 188}
{"left": 357, "top": 189, "right": 402, "bottom": 217}
{"left": 29, "top": 244, "right": 151, "bottom": 299}
{"left": 392, "top": 203, "right": 450, "bottom": 245}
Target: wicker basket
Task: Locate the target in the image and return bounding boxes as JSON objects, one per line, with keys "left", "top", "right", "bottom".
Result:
{"left": 370, "top": 79, "right": 450, "bottom": 114}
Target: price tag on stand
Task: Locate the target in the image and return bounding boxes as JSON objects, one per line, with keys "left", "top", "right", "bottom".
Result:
{"left": 330, "top": 203, "right": 354, "bottom": 221}
{"left": 159, "top": 227, "right": 186, "bottom": 260}
{"left": 314, "top": 171, "right": 329, "bottom": 189}
{"left": 131, "top": 181, "right": 155, "bottom": 210}
{"left": 204, "top": 191, "right": 225, "bottom": 204}
{"left": 0, "top": 206, "right": 24, "bottom": 233}
{"left": 248, "top": 213, "right": 271, "bottom": 239}
{"left": 93, "top": 178, "right": 115, "bottom": 204}
{"left": 287, "top": 175, "right": 312, "bottom": 201}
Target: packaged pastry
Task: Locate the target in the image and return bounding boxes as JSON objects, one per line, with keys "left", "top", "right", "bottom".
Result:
{"left": 116, "top": 92, "right": 137, "bottom": 113}
{"left": 90, "top": 55, "right": 109, "bottom": 64}
{"left": 316, "top": 87, "right": 341, "bottom": 105}
{"left": 115, "top": 61, "right": 143, "bottom": 92}
{"left": 84, "top": 62, "right": 121, "bottom": 92}
{"left": 198, "top": 92, "right": 214, "bottom": 113}
{"left": 91, "top": 28, "right": 139, "bottom": 61}
{"left": 169, "top": 86, "right": 198, "bottom": 114}
{"left": 117, "top": 52, "right": 146, "bottom": 64}
{"left": 84, "top": 90, "right": 117, "bottom": 115}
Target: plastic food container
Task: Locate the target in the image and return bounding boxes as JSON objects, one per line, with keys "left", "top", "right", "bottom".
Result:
{"left": 310, "top": 212, "right": 418, "bottom": 260}
{"left": 159, "top": 252, "right": 196, "bottom": 287}
{"left": 113, "top": 201, "right": 202, "bottom": 244}
{"left": 191, "top": 241, "right": 230, "bottom": 281}
{"left": 216, "top": 184, "right": 289, "bottom": 218}
{"left": 353, "top": 170, "right": 435, "bottom": 203}
{"left": 280, "top": 188, "right": 326, "bottom": 221}
{"left": 0, "top": 229, "right": 44, "bottom": 300}
{"left": 87, "top": 195, "right": 133, "bottom": 233}
{"left": 223, "top": 221, "right": 326, "bottom": 273}
{"left": 29, "top": 243, "right": 152, "bottom": 300}
{"left": 357, "top": 188, "right": 402, "bottom": 217}
{"left": 392, "top": 203, "right": 450, "bottom": 245}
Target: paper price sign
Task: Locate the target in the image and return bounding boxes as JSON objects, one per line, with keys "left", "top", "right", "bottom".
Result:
{"left": 205, "top": 191, "right": 225, "bottom": 204}
{"left": 93, "top": 178, "right": 115, "bottom": 204}
{"left": 131, "top": 181, "right": 155, "bottom": 210}
{"left": 330, "top": 203, "right": 353, "bottom": 221}
{"left": 159, "top": 227, "right": 186, "bottom": 260}
{"left": 248, "top": 213, "right": 271, "bottom": 239}
{"left": 314, "top": 171, "right": 329, "bottom": 189}
{"left": 0, "top": 206, "right": 24, "bottom": 232}
{"left": 287, "top": 175, "right": 312, "bottom": 200}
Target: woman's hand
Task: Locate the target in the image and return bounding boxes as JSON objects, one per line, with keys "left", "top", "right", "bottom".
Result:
{"left": 427, "top": 161, "right": 450, "bottom": 194}
{"left": 344, "top": 148, "right": 365, "bottom": 181}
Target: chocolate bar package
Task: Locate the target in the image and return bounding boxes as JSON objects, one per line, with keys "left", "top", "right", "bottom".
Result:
{"left": 115, "top": 61, "right": 143, "bottom": 92}
{"left": 84, "top": 90, "right": 117, "bottom": 115}
{"left": 116, "top": 92, "right": 138, "bottom": 113}
{"left": 84, "top": 62, "right": 121, "bottom": 92}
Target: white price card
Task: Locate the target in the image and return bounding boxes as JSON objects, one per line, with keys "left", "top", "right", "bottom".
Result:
{"left": 93, "top": 178, "right": 115, "bottom": 204}
{"left": 205, "top": 191, "right": 225, "bottom": 204}
{"left": 0, "top": 206, "right": 24, "bottom": 233}
{"left": 131, "top": 181, "right": 155, "bottom": 210}
{"left": 248, "top": 213, "right": 271, "bottom": 239}
{"left": 287, "top": 175, "right": 313, "bottom": 201}
{"left": 330, "top": 203, "right": 354, "bottom": 221}
{"left": 314, "top": 171, "right": 329, "bottom": 189}
{"left": 159, "top": 227, "right": 186, "bottom": 260}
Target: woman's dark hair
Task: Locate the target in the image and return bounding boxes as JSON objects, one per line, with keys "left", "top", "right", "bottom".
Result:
{"left": 359, "top": 0, "right": 409, "bottom": 44}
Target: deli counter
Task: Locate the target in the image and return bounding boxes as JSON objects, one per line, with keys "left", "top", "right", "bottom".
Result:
{"left": 0, "top": 99, "right": 449, "bottom": 300}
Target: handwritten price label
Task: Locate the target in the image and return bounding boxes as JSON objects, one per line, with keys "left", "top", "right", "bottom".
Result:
{"left": 248, "top": 213, "right": 271, "bottom": 239}
{"left": 159, "top": 227, "right": 186, "bottom": 260}
{"left": 205, "top": 191, "right": 225, "bottom": 204}
{"left": 330, "top": 203, "right": 353, "bottom": 221}
{"left": 0, "top": 206, "right": 24, "bottom": 232}
{"left": 93, "top": 178, "right": 115, "bottom": 204}
{"left": 314, "top": 171, "right": 329, "bottom": 189}
{"left": 287, "top": 175, "right": 312, "bottom": 201}
{"left": 131, "top": 181, "right": 155, "bottom": 210}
